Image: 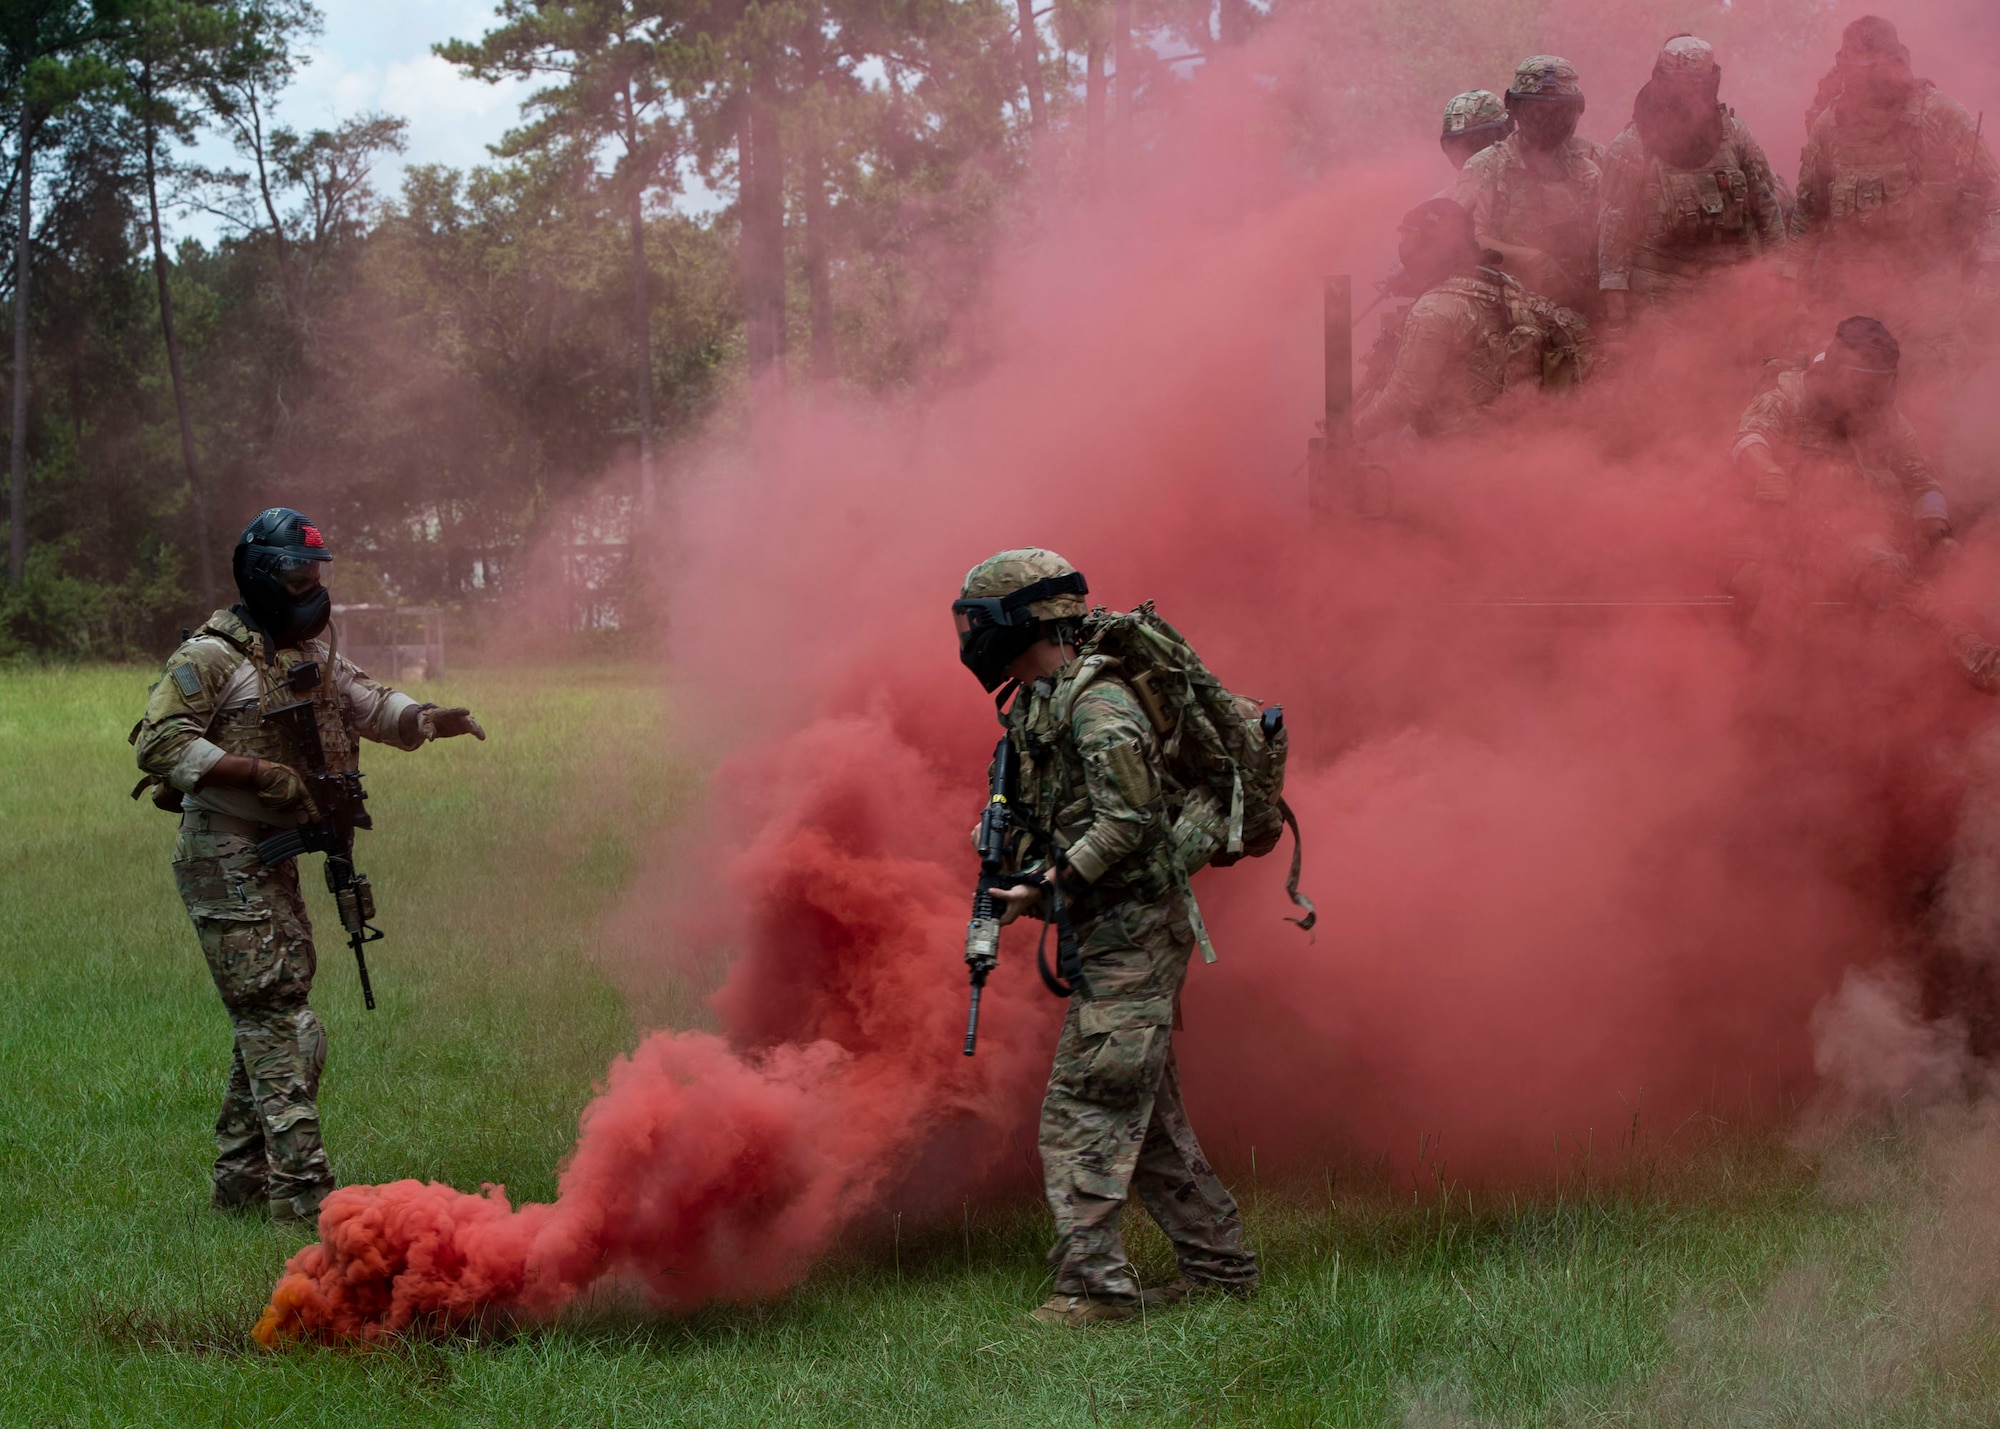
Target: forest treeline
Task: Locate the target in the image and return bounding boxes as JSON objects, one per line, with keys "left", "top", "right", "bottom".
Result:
{"left": 0, "top": 0, "right": 1821, "bottom": 657}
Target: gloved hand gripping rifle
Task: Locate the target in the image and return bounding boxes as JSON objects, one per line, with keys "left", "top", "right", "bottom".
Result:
{"left": 254, "top": 662, "right": 383, "bottom": 1011}
{"left": 962, "top": 734, "right": 1082, "bottom": 1055}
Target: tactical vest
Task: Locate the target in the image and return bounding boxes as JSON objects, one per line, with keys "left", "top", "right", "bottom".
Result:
{"left": 1434, "top": 269, "right": 1590, "bottom": 395}
{"left": 1765, "top": 371, "right": 1912, "bottom": 503}
{"left": 1821, "top": 85, "right": 1983, "bottom": 254}
{"left": 197, "top": 623, "right": 358, "bottom": 774}
{"left": 1489, "top": 142, "right": 1599, "bottom": 269}
{"left": 1007, "top": 664, "right": 1172, "bottom": 904}
{"left": 1651, "top": 153, "right": 1752, "bottom": 245}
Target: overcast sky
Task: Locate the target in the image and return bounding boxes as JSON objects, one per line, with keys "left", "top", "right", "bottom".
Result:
{"left": 177, "top": 0, "right": 533, "bottom": 238}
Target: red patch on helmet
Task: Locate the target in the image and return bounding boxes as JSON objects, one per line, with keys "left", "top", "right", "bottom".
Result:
{"left": 301, "top": 525, "right": 325, "bottom": 548}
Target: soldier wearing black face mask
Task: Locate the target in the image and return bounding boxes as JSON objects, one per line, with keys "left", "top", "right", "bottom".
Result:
{"left": 133, "top": 509, "right": 485, "bottom": 1227}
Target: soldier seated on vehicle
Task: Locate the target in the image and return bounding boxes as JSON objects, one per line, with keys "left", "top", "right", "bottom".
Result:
{"left": 1450, "top": 55, "right": 1603, "bottom": 317}
{"left": 1730, "top": 316, "right": 1950, "bottom": 611}
{"left": 1793, "top": 16, "right": 2000, "bottom": 378}
{"left": 1598, "top": 35, "right": 1787, "bottom": 324}
{"left": 1354, "top": 198, "right": 1586, "bottom": 444}
{"left": 1439, "top": 90, "right": 1513, "bottom": 172}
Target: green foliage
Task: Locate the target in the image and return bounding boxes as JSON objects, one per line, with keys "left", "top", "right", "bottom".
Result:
{"left": 0, "top": 536, "right": 184, "bottom": 658}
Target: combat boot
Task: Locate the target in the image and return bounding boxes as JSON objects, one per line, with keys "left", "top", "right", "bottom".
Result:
{"left": 270, "top": 1183, "right": 332, "bottom": 1230}
{"left": 1152, "top": 1275, "right": 1258, "bottom": 1305}
{"left": 1030, "top": 1293, "right": 1142, "bottom": 1327}
{"left": 210, "top": 1178, "right": 268, "bottom": 1216}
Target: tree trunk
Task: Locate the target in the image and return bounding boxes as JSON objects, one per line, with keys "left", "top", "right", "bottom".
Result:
{"left": 8, "top": 121, "right": 32, "bottom": 589}
{"left": 1113, "top": 0, "right": 1133, "bottom": 172}
{"left": 624, "top": 84, "right": 655, "bottom": 515}
{"left": 1014, "top": 0, "right": 1046, "bottom": 130}
{"left": 802, "top": 27, "right": 834, "bottom": 386}
{"left": 1216, "top": 0, "right": 1252, "bottom": 46}
{"left": 243, "top": 90, "right": 297, "bottom": 327}
{"left": 628, "top": 185, "right": 655, "bottom": 512}
{"left": 1086, "top": 38, "right": 1106, "bottom": 195}
{"left": 741, "top": 63, "right": 787, "bottom": 391}
{"left": 144, "top": 108, "right": 217, "bottom": 608}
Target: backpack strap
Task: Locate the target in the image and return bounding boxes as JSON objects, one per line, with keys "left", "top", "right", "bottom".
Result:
{"left": 1279, "top": 798, "right": 1316, "bottom": 932}
{"left": 1166, "top": 845, "right": 1221, "bottom": 965}
{"left": 1051, "top": 653, "right": 1115, "bottom": 726}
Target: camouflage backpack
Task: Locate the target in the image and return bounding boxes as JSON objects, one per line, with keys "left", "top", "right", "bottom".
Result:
{"left": 1066, "top": 602, "right": 1315, "bottom": 956}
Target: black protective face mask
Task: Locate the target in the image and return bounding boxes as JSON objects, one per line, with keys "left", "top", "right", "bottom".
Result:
{"left": 959, "top": 621, "right": 1044, "bottom": 692}
{"left": 237, "top": 560, "right": 331, "bottom": 647}
{"left": 284, "top": 584, "right": 333, "bottom": 644}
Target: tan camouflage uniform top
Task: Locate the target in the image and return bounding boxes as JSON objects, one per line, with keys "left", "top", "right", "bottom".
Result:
{"left": 1353, "top": 270, "right": 1517, "bottom": 442}
{"left": 1450, "top": 133, "right": 1605, "bottom": 314}
{"left": 1734, "top": 369, "right": 1942, "bottom": 514}
{"left": 1004, "top": 654, "right": 1169, "bottom": 898}
{"left": 136, "top": 607, "right": 422, "bottom": 824}
{"left": 1598, "top": 108, "right": 1787, "bottom": 295}
{"left": 1795, "top": 80, "right": 2000, "bottom": 280}
{"left": 1734, "top": 368, "right": 1947, "bottom": 597}
{"left": 1793, "top": 81, "right": 2000, "bottom": 367}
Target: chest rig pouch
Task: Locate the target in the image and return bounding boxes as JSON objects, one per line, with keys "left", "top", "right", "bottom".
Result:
{"left": 1662, "top": 165, "right": 1750, "bottom": 238}
{"left": 207, "top": 643, "right": 357, "bottom": 774}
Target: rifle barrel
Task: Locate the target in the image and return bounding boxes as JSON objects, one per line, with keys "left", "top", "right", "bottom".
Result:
{"left": 962, "top": 980, "right": 984, "bottom": 1056}
{"left": 353, "top": 930, "right": 376, "bottom": 1011}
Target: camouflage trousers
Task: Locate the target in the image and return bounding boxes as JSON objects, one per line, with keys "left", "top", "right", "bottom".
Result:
{"left": 172, "top": 816, "right": 333, "bottom": 1217}
{"left": 1040, "top": 894, "right": 1257, "bottom": 1305}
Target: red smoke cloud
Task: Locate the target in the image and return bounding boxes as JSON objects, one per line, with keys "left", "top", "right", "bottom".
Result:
{"left": 259, "top": 4, "right": 2000, "bottom": 1341}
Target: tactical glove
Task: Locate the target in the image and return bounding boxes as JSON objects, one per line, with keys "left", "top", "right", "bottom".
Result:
{"left": 253, "top": 760, "right": 312, "bottom": 815}
{"left": 415, "top": 704, "right": 486, "bottom": 741}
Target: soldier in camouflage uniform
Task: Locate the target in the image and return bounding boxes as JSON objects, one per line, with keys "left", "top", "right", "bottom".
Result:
{"left": 1439, "top": 90, "right": 1512, "bottom": 173}
{"left": 1355, "top": 199, "right": 1584, "bottom": 443}
{"left": 1792, "top": 17, "right": 2000, "bottom": 380}
{"left": 1450, "top": 56, "right": 1604, "bottom": 318}
{"left": 1354, "top": 92, "right": 1515, "bottom": 355}
{"left": 954, "top": 549, "right": 1256, "bottom": 1327}
{"left": 133, "top": 508, "right": 484, "bottom": 1225}
{"left": 1729, "top": 317, "right": 1950, "bottom": 614}
{"left": 1598, "top": 36, "right": 1787, "bottom": 324}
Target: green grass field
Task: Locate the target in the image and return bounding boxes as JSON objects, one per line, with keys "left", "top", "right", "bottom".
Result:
{"left": 2, "top": 662, "right": 1996, "bottom": 1427}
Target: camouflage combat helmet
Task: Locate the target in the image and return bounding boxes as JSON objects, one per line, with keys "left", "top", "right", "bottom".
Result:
{"left": 1441, "top": 89, "right": 1509, "bottom": 137}
{"left": 1837, "top": 15, "right": 1907, "bottom": 64}
{"left": 1655, "top": 34, "right": 1717, "bottom": 79}
{"left": 1508, "top": 55, "right": 1583, "bottom": 101}
{"left": 959, "top": 548, "right": 1090, "bottom": 620}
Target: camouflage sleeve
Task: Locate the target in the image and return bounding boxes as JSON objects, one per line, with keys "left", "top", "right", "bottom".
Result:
{"left": 134, "top": 638, "right": 235, "bottom": 792}
{"left": 1788, "top": 117, "right": 1831, "bottom": 274}
{"left": 1062, "top": 682, "right": 1162, "bottom": 886}
{"left": 1886, "top": 413, "right": 1944, "bottom": 514}
{"left": 332, "top": 655, "right": 423, "bottom": 749}
{"left": 1596, "top": 130, "right": 1647, "bottom": 291}
{"left": 1735, "top": 120, "right": 1787, "bottom": 254}
{"left": 1731, "top": 386, "right": 1798, "bottom": 501}
{"left": 1448, "top": 154, "right": 1499, "bottom": 248}
{"left": 1933, "top": 95, "right": 2000, "bottom": 272}
{"left": 1354, "top": 292, "right": 1467, "bottom": 441}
